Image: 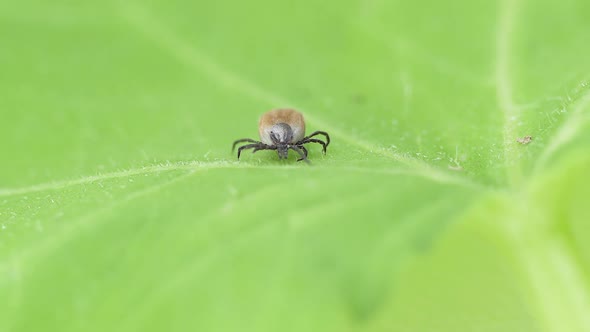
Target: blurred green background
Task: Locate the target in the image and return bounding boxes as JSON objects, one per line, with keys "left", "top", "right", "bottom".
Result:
{"left": 1, "top": 0, "right": 590, "bottom": 331}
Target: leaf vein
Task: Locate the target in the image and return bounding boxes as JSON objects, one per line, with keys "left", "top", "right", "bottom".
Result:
{"left": 0, "top": 161, "right": 485, "bottom": 198}
{"left": 496, "top": 0, "right": 522, "bottom": 185}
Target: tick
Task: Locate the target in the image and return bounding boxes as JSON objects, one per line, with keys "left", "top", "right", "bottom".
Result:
{"left": 232, "top": 109, "right": 330, "bottom": 163}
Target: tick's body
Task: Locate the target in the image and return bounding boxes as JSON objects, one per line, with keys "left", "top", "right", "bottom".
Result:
{"left": 233, "top": 109, "right": 330, "bottom": 163}
{"left": 259, "top": 109, "right": 305, "bottom": 145}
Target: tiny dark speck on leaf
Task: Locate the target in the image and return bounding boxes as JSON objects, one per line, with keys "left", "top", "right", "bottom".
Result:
{"left": 517, "top": 135, "right": 533, "bottom": 145}
{"left": 351, "top": 94, "right": 367, "bottom": 105}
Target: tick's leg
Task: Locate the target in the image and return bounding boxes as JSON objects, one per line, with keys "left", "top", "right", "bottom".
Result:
{"left": 237, "top": 143, "right": 263, "bottom": 159}
{"left": 252, "top": 144, "right": 275, "bottom": 153}
{"left": 290, "top": 146, "right": 310, "bottom": 164}
{"left": 302, "top": 131, "right": 330, "bottom": 147}
{"left": 296, "top": 145, "right": 308, "bottom": 162}
{"left": 232, "top": 138, "right": 260, "bottom": 151}
{"left": 299, "top": 138, "right": 328, "bottom": 154}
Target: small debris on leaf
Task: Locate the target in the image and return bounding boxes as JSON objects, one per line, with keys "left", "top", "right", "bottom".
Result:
{"left": 517, "top": 136, "right": 533, "bottom": 145}
{"left": 448, "top": 165, "right": 463, "bottom": 171}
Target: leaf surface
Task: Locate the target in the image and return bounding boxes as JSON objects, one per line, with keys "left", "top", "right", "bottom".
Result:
{"left": 1, "top": 0, "right": 590, "bottom": 331}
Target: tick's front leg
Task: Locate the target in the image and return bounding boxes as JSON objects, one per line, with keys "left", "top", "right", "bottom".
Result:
{"left": 237, "top": 143, "right": 261, "bottom": 159}
{"left": 232, "top": 138, "right": 260, "bottom": 151}
{"left": 296, "top": 145, "right": 308, "bottom": 162}
{"left": 290, "top": 146, "right": 310, "bottom": 164}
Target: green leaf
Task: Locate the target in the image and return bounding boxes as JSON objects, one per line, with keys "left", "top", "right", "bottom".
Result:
{"left": 1, "top": 0, "right": 590, "bottom": 331}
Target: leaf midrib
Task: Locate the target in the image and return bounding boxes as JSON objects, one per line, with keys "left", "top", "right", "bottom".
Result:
{"left": 0, "top": 161, "right": 484, "bottom": 198}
